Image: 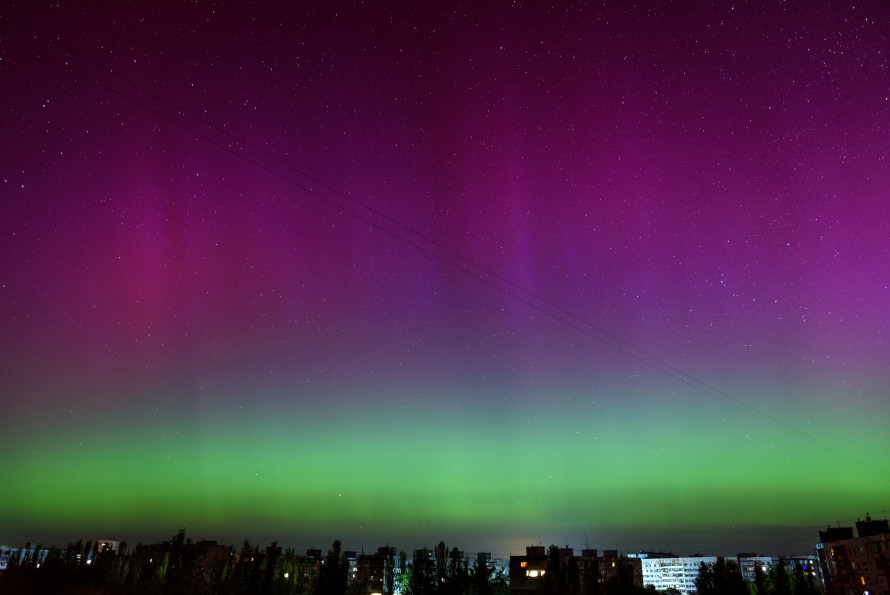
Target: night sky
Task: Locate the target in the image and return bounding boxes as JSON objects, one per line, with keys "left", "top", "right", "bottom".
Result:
{"left": 2, "top": 1, "right": 889, "bottom": 556}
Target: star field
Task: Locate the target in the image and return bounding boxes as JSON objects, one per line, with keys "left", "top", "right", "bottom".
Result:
{"left": 1, "top": 1, "right": 889, "bottom": 555}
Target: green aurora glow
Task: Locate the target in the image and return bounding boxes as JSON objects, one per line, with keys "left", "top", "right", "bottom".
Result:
{"left": 5, "top": 381, "right": 887, "bottom": 553}
{"left": 3, "top": 0, "right": 890, "bottom": 557}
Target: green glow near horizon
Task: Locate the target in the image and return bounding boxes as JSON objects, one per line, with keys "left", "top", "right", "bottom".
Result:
{"left": 5, "top": 383, "right": 888, "bottom": 549}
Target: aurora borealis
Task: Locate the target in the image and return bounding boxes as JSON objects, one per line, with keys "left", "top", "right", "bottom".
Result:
{"left": 1, "top": 1, "right": 889, "bottom": 556}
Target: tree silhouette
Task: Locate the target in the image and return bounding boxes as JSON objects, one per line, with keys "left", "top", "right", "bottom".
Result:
{"left": 769, "top": 558, "right": 792, "bottom": 595}
{"left": 582, "top": 558, "right": 604, "bottom": 595}
{"left": 540, "top": 545, "right": 566, "bottom": 594}
{"left": 408, "top": 548, "right": 436, "bottom": 595}
{"left": 471, "top": 552, "right": 493, "bottom": 595}
{"left": 791, "top": 560, "right": 820, "bottom": 595}
{"left": 314, "top": 540, "right": 348, "bottom": 595}
{"left": 565, "top": 555, "right": 581, "bottom": 595}
{"left": 396, "top": 550, "right": 411, "bottom": 595}
{"left": 489, "top": 566, "right": 509, "bottom": 595}
{"left": 441, "top": 547, "right": 468, "bottom": 595}
{"left": 695, "top": 558, "right": 746, "bottom": 595}
{"left": 435, "top": 542, "right": 448, "bottom": 586}
{"left": 383, "top": 547, "right": 395, "bottom": 595}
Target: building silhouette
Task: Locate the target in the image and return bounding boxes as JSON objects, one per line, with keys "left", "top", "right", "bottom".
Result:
{"left": 817, "top": 514, "right": 890, "bottom": 594}
{"left": 509, "top": 545, "right": 642, "bottom": 594}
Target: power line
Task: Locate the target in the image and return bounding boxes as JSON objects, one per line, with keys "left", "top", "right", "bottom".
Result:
{"left": 0, "top": 13, "right": 874, "bottom": 469}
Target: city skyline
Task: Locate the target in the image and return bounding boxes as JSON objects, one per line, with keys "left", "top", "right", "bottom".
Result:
{"left": 2, "top": 1, "right": 889, "bottom": 557}
{"left": 2, "top": 517, "right": 873, "bottom": 559}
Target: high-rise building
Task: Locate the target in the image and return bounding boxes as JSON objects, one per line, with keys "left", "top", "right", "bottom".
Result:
{"left": 354, "top": 546, "right": 396, "bottom": 595}
{"left": 631, "top": 553, "right": 717, "bottom": 594}
{"left": 817, "top": 514, "right": 890, "bottom": 594}
{"left": 509, "top": 545, "right": 642, "bottom": 594}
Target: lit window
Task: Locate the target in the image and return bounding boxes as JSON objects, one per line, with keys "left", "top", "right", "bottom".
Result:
{"left": 520, "top": 561, "right": 527, "bottom": 568}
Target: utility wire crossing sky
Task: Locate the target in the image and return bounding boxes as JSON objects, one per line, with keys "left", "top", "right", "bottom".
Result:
{"left": 1, "top": 1, "right": 889, "bottom": 555}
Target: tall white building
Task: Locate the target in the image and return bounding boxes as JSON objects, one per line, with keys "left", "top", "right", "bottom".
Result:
{"left": 635, "top": 555, "right": 717, "bottom": 594}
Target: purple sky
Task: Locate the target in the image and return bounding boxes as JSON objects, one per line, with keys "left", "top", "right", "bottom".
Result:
{"left": 1, "top": 1, "right": 889, "bottom": 554}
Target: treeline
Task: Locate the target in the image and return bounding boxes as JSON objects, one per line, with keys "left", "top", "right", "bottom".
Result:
{"left": 0, "top": 529, "right": 508, "bottom": 595}
{"left": 0, "top": 531, "right": 824, "bottom": 595}
{"left": 394, "top": 542, "right": 508, "bottom": 595}
{"left": 521, "top": 545, "right": 822, "bottom": 595}
{"left": 533, "top": 544, "right": 649, "bottom": 595}
{"left": 694, "top": 556, "right": 821, "bottom": 595}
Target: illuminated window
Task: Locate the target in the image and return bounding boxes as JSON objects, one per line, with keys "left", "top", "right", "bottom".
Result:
{"left": 520, "top": 561, "right": 527, "bottom": 568}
